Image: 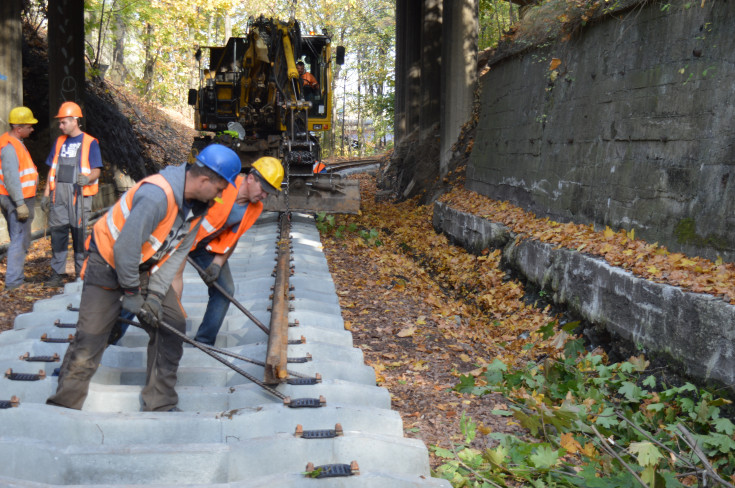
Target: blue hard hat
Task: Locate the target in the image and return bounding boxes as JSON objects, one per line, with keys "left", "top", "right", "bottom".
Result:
{"left": 195, "top": 144, "right": 240, "bottom": 186}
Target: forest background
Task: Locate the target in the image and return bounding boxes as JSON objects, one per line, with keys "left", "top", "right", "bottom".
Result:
{"left": 22, "top": 0, "right": 518, "bottom": 158}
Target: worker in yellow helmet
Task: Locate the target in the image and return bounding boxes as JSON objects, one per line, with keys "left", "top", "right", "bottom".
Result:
{"left": 0, "top": 107, "right": 39, "bottom": 291}
{"left": 184, "top": 155, "right": 283, "bottom": 345}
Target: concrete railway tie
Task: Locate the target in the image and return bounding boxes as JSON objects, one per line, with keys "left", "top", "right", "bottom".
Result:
{"left": 0, "top": 212, "right": 450, "bottom": 487}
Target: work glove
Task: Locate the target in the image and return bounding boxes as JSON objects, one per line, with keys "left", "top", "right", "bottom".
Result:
{"left": 77, "top": 174, "right": 90, "bottom": 186}
{"left": 121, "top": 290, "right": 145, "bottom": 316}
{"left": 139, "top": 292, "right": 164, "bottom": 328}
{"left": 198, "top": 262, "right": 221, "bottom": 286}
{"left": 41, "top": 196, "right": 51, "bottom": 214}
{"left": 15, "top": 203, "right": 29, "bottom": 222}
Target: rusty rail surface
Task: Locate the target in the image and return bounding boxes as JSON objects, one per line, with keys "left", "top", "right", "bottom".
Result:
{"left": 264, "top": 214, "right": 292, "bottom": 384}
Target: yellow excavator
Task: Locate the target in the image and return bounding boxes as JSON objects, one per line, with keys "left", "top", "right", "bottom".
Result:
{"left": 188, "top": 16, "right": 360, "bottom": 213}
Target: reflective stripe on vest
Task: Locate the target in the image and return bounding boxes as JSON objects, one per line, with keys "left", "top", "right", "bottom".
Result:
{"left": 0, "top": 133, "right": 38, "bottom": 199}
{"left": 48, "top": 133, "right": 99, "bottom": 196}
{"left": 193, "top": 174, "right": 245, "bottom": 246}
{"left": 205, "top": 201, "right": 263, "bottom": 254}
{"left": 93, "top": 174, "right": 178, "bottom": 269}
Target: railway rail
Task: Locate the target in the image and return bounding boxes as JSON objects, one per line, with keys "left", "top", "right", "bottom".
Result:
{"left": 0, "top": 211, "right": 449, "bottom": 487}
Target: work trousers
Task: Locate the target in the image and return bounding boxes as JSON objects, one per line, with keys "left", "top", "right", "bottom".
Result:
{"left": 48, "top": 187, "right": 91, "bottom": 276}
{"left": 47, "top": 252, "right": 187, "bottom": 411}
{"left": 190, "top": 247, "right": 234, "bottom": 346}
{"left": 0, "top": 195, "right": 35, "bottom": 288}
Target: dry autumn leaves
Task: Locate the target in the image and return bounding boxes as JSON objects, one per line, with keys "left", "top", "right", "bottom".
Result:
{"left": 321, "top": 173, "right": 735, "bottom": 466}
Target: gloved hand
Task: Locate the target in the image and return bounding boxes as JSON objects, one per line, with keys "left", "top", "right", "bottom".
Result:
{"left": 198, "top": 262, "right": 221, "bottom": 286}
{"left": 139, "top": 292, "right": 164, "bottom": 328}
{"left": 41, "top": 196, "right": 51, "bottom": 213}
{"left": 77, "top": 174, "right": 90, "bottom": 186}
{"left": 121, "top": 290, "right": 145, "bottom": 316}
{"left": 15, "top": 203, "right": 29, "bottom": 222}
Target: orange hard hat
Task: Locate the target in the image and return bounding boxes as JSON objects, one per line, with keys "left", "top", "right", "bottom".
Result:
{"left": 55, "top": 101, "right": 83, "bottom": 118}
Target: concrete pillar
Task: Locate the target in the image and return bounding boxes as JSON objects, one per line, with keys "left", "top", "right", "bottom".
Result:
{"left": 419, "top": 0, "right": 442, "bottom": 139}
{"left": 440, "top": 0, "right": 478, "bottom": 176}
{"left": 48, "top": 0, "right": 85, "bottom": 140}
{"left": 404, "top": 0, "right": 422, "bottom": 141}
{"left": 0, "top": 0, "right": 23, "bottom": 131}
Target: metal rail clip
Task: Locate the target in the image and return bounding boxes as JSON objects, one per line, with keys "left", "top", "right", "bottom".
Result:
{"left": 40, "top": 334, "right": 74, "bottom": 343}
{"left": 295, "top": 423, "right": 343, "bottom": 439}
{"left": 287, "top": 353, "right": 312, "bottom": 363}
{"left": 19, "top": 352, "right": 60, "bottom": 362}
{"left": 66, "top": 304, "right": 80, "bottom": 312}
{"left": 287, "top": 336, "right": 306, "bottom": 345}
{"left": 284, "top": 395, "right": 326, "bottom": 408}
{"left": 304, "top": 461, "right": 359, "bottom": 478}
{"left": 0, "top": 396, "right": 20, "bottom": 409}
{"left": 287, "top": 373, "right": 322, "bottom": 385}
{"left": 5, "top": 369, "right": 46, "bottom": 381}
{"left": 54, "top": 319, "right": 76, "bottom": 328}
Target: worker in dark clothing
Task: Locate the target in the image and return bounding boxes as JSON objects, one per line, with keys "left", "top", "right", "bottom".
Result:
{"left": 42, "top": 101, "right": 103, "bottom": 287}
{"left": 46, "top": 144, "right": 240, "bottom": 412}
{"left": 186, "top": 156, "right": 283, "bottom": 345}
{"left": 0, "top": 107, "right": 39, "bottom": 290}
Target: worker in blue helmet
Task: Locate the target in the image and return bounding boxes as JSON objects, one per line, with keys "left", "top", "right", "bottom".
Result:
{"left": 48, "top": 144, "right": 240, "bottom": 412}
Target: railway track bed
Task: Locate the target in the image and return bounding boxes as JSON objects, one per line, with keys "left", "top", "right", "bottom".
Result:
{"left": 0, "top": 212, "right": 449, "bottom": 487}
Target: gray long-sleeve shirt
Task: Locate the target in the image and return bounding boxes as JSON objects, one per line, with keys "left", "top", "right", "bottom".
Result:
{"left": 1, "top": 142, "right": 29, "bottom": 205}
{"left": 109, "top": 164, "right": 209, "bottom": 297}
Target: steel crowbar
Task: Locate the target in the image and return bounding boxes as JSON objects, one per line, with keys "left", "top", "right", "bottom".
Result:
{"left": 186, "top": 256, "right": 270, "bottom": 335}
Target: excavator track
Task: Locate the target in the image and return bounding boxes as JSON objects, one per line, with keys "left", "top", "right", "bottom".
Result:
{"left": 0, "top": 212, "right": 449, "bottom": 487}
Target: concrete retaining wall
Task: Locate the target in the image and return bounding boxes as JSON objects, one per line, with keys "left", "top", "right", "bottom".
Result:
{"left": 467, "top": 0, "right": 735, "bottom": 262}
{"left": 433, "top": 201, "right": 735, "bottom": 393}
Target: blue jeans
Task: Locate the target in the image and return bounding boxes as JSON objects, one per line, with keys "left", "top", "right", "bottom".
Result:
{"left": 190, "top": 248, "right": 234, "bottom": 346}
{"left": 0, "top": 195, "right": 35, "bottom": 288}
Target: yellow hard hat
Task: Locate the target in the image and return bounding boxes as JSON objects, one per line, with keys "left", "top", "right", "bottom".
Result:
{"left": 251, "top": 156, "right": 284, "bottom": 193}
{"left": 56, "top": 101, "right": 83, "bottom": 118}
{"left": 8, "top": 107, "right": 38, "bottom": 125}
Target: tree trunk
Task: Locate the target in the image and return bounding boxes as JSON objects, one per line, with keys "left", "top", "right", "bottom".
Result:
{"left": 142, "top": 22, "right": 156, "bottom": 97}
{"left": 111, "top": 11, "right": 128, "bottom": 83}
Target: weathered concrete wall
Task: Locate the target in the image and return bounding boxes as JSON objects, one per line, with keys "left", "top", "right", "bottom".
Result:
{"left": 467, "top": 0, "right": 735, "bottom": 262}
{"left": 434, "top": 202, "right": 735, "bottom": 393}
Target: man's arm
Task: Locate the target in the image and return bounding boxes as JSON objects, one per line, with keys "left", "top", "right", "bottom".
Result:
{"left": 147, "top": 222, "right": 201, "bottom": 298}
{"left": 0, "top": 145, "right": 26, "bottom": 206}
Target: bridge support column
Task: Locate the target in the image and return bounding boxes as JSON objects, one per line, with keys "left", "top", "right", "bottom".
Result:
{"left": 440, "top": 0, "right": 478, "bottom": 177}
{"left": 48, "top": 0, "right": 85, "bottom": 139}
{"left": 0, "top": 0, "right": 23, "bottom": 130}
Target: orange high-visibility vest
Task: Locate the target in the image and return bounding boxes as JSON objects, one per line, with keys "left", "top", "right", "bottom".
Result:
{"left": 0, "top": 133, "right": 38, "bottom": 199}
{"left": 93, "top": 174, "right": 198, "bottom": 273}
{"left": 48, "top": 133, "right": 99, "bottom": 196}
{"left": 205, "top": 202, "right": 262, "bottom": 254}
{"left": 193, "top": 174, "right": 263, "bottom": 254}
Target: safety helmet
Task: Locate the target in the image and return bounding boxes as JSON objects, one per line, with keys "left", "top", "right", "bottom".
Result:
{"left": 251, "top": 156, "right": 284, "bottom": 194}
{"left": 9, "top": 107, "right": 38, "bottom": 125}
{"left": 195, "top": 144, "right": 240, "bottom": 186}
{"left": 55, "top": 101, "right": 83, "bottom": 119}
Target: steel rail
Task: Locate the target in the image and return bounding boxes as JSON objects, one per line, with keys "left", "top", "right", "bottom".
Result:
{"left": 264, "top": 213, "right": 292, "bottom": 384}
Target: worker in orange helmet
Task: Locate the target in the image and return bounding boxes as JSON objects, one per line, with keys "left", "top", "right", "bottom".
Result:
{"left": 41, "top": 101, "right": 103, "bottom": 287}
{"left": 0, "top": 107, "right": 39, "bottom": 290}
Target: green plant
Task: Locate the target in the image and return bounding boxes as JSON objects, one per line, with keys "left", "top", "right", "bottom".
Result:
{"left": 359, "top": 228, "right": 383, "bottom": 247}
{"left": 435, "top": 323, "right": 735, "bottom": 486}
{"left": 315, "top": 212, "right": 357, "bottom": 239}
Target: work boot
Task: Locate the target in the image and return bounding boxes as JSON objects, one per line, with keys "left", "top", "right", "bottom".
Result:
{"left": 4, "top": 281, "right": 26, "bottom": 291}
{"left": 46, "top": 272, "right": 65, "bottom": 288}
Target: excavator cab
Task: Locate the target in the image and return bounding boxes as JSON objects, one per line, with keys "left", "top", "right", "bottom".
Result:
{"left": 188, "top": 17, "right": 359, "bottom": 214}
